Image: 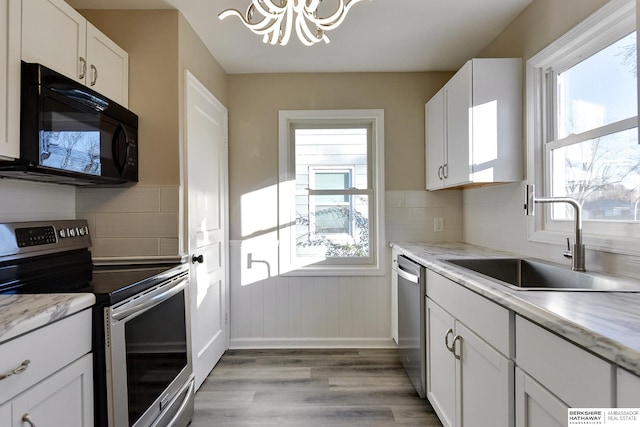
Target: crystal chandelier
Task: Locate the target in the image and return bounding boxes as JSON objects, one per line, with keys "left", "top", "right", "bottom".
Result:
{"left": 218, "top": 0, "right": 369, "bottom": 46}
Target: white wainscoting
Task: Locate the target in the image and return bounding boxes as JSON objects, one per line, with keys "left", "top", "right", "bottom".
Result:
{"left": 229, "top": 240, "right": 394, "bottom": 349}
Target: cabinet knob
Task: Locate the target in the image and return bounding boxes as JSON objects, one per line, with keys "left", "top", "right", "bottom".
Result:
{"left": 22, "top": 413, "right": 36, "bottom": 427}
{"left": 192, "top": 254, "right": 204, "bottom": 264}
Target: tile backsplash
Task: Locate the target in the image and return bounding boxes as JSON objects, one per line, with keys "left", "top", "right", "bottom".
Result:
{"left": 0, "top": 180, "right": 75, "bottom": 222}
{"left": 77, "top": 185, "right": 181, "bottom": 260}
{"left": 385, "top": 190, "right": 463, "bottom": 243}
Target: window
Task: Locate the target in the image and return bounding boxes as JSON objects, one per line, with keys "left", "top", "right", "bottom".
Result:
{"left": 279, "top": 110, "right": 385, "bottom": 275}
{"left": 527, "top": 0, "right": 639, "bottom": 253}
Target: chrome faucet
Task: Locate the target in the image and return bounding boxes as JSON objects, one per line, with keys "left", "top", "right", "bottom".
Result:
{"left": 524, "top": 185, "right": 585, "bottom": 272}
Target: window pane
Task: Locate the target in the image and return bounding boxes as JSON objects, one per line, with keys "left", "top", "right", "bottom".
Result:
{"left": 550, "top": 127, "right": 640, "bottom": 221}
{"left": 295, "top": 194, "right": 369, "bottom": 258}
{"left": 557, "top": 32, "right": 637, "bottom": 138}
{"left": 294, "top": 127, "right": 370, "bottom": 259}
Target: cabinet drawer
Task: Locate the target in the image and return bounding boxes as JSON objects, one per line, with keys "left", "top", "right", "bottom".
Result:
{"left": 427, "top": 269, "right": 511, "bottom": 356}
{"left": 515, "top": 315, "right": 613, "bottom": 407}
{"left": 0, "top": 309, "right": 91, "bottom": 404}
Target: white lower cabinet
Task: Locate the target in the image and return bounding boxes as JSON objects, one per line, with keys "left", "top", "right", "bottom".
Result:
{"left": 8, "top": 354, "right": 93, "bottom": 427}
{"left": 617, "top": 368, "right": 640, "bottom": 407}
{"left": 515, "top": 367, "right": 566, "bottom": 427}
{"left": 426, "top": 295, "right": 513, "bottom": 427}
{"left": 0, "top": 309, "right": 93, "bottom": 427}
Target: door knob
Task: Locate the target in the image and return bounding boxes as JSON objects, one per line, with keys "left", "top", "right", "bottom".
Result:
{"left": 191, "top": 254, "right": 204, "bottom": 264}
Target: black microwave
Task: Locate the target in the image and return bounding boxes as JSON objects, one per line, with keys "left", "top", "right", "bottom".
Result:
{"left": 0, "top": 62, "right": 138, "bottom": 186}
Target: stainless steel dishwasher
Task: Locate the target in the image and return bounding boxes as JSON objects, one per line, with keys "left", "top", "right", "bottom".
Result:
{"left": 397, "top": 254, "right": 426, "bottom": 398}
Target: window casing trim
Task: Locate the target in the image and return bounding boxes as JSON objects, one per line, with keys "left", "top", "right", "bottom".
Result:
{"left": 278, "top": 109, "right": 386, "bottom": 276}
{"left": 526, "top": 0, "right": 640, "bottom": 255}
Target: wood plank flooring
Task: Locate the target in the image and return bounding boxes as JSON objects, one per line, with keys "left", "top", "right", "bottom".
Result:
{"left": 190, "top": 349, "right": 443, "bottom": 426}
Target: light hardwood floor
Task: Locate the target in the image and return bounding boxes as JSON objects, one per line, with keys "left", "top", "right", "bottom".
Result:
{"left": 190, "top": 349, "right": 443, "bottom": 426}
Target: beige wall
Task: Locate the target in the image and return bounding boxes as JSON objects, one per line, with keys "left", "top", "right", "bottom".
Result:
{"left": 76, "top": 10, "right": 227, "bottom": 260}
{"left": 228, "top": 72, "right": 452, "bottom": 240}
{"left": 80, "top": 10, "right": 180, "bottom": 186}
{"left": 462, "top": 0, "right": 640, "bottom": 279}
{"left": 78, "top": 10, "right": 228, "bottom": 186}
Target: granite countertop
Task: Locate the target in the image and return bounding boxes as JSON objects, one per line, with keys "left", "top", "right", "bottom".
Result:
{"left": 392, "top": 242, "right": 640, "bottom": 377}
{"left": 0, "top": 294, "right": 96, "bottom": 344}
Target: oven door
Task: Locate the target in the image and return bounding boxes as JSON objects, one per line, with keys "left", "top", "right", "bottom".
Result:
{"left": 105, "top": 274, "right": 194, "bottom": 427}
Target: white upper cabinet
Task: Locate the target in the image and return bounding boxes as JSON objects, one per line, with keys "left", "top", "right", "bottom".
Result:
{"left": 426, "top": 58, "right": 522, "bottom": 190}
{"left": 22, "top": 0, "right": 129, "bottom": 106}
{"left": 86, "top": 22, "right": 129, "bottom": 106}
{"left": 0, "top": 0, "right": 21, "bottom": 159}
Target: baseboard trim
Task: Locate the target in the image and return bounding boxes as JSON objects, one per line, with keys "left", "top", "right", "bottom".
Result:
{"left": 229, "top": 337, "right": 397, "bottom": 350}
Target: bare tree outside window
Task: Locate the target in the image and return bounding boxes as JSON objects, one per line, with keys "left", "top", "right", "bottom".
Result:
{"left": 550, "top": 31, "right": 639, "bottom": 222}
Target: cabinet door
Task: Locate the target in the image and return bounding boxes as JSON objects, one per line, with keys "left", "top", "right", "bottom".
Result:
{"left": 11, "top": 354, "right": 93, "bottom": 427}
{"left": 457, "top": 321, "right": 513, "bottom": 427}
{"left": 21, "top": 0, "right": 86, "bottom": 83}
{"left": 426, "top": 298, "right": 456, "bottom": 427}
{"left": 426, "top": 88, "right": 445, "bottom": 190}
{"left": 617, "top": 368, "right": 640, "bottom": 407}
{"left": 0, "top": 401, "right": 9, "bottom": 426}
{"left": 445, "top": 60, "right": 472, "bottom": 187}
{"left": 515, "top": 367, "right": 566, "bottom": 427}
{"left": 86, "top": 23, "right": 129, "bottom": 106}
{"left": 0, "top": 0, "right": 20, "bottom": 159}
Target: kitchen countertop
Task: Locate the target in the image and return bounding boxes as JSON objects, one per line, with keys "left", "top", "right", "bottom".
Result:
{"left": 0, "top": 293, "right": 95, "bottom": 344}
{"left": 392, "top": 242, "right": 640, "bottom": 377}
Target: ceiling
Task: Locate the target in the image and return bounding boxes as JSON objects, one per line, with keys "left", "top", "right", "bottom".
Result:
{"left": 66, "top": 0, "right": 534, "bottom": 74}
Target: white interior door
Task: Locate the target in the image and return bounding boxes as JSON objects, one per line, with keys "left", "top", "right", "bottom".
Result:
{"left": 184, "top": 70, "right": 228, "bottom": 390}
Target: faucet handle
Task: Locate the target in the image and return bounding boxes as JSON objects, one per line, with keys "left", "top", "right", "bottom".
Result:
{"left": 563, "top": 237, "right": 573, "bottom": 259}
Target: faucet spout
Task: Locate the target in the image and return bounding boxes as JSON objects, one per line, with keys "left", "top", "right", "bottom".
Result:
{"left": 524, "top": 184, "right": 585, "bottom": 272}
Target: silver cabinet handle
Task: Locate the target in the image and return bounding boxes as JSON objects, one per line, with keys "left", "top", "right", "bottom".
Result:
{"left": 452, "top": 335, "right": 463, "bottom": 360}
{"left": 90, "top": 64, "right": 98, "bottom": 86}
{"left": 79, "top": 57, "right": 86, "bottom": 80}
{"left": 0, "top": 360, "right": 30, "bottom": 381}
{"left": 437, "top": 165, "right": 444, "bottom": 180}
{"left": 22, "top": 413, "right": 36, "bottom": 427}
{"left": 443, "top": 163, "right": 449, "bottom": 179}
{"left": 444, "top": 328, "right": 454, "bottom": 353}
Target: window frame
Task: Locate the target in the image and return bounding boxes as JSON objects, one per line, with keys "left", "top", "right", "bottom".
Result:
{"left": 526, "top": 0, "right": 639, "bottom": 255}
{"left": 278, "top": 109, "right": 385, "bottom": 276}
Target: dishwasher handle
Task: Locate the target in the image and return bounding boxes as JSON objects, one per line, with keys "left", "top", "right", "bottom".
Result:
{"left": 397, "top": 264, "right": 419, "bottom": 283}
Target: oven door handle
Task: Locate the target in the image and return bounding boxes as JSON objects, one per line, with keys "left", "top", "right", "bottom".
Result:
{"left": 112, "top": 277, "right": 188, "bottom": 321}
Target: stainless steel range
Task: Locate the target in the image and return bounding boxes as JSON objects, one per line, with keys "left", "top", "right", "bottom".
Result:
{"left": 0, "top": 219, "right": 194, "bottom": 427}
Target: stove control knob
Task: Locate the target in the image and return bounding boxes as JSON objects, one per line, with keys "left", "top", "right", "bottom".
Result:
{"left": 59, "top": 229, "right": 66, "bottom": 238}
{"left": 79, "top": 227, "right": 85, "bottom": 236}
{"left": 68, "top": 228, "right": 76, "bottom": 237}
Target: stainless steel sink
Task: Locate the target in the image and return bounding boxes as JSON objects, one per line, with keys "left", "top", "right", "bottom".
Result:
{"left": 444, "top": 258, "right": 640, "bottom": 291}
